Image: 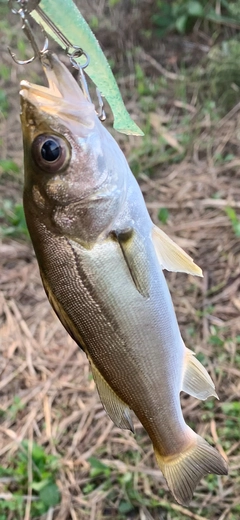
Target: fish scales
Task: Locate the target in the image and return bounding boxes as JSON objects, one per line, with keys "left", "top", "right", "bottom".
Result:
{"left": 27, "top": 217, "right": 185, "bottom": 454}
{"left": 20, "top": 52, "right": 227, "bottom": 506}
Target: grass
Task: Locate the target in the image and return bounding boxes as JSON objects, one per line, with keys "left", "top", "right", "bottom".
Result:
{"left": 121, "top": 34, "right": 240, "bottom": 181}
{"left": 0, "top": 0, "right": 240, "bottom": 518}
{"left": 224, "top": 207, "right": 240, "bottom": 237}
{"left": 151, "top": 0, "right": 240, "bottom": 36}
{"left": 0, "top": 441, "right": 60, "bottom": 518}
{"left": 0, "top": 200, "right": 29, "bottom": 238}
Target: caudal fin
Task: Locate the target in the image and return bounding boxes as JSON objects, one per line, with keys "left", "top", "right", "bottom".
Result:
{"left": 154, "top": 434, "right": 228, "bottom": 505}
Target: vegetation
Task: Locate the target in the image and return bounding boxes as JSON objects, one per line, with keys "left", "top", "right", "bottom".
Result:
{"left": 0, "top": 0, "right": 240, "bottom": 518}
{"left": 152, "top": 0, "right": 240, "bottom": 35}
{"left": 0, "top": 441, "right": 60, "bottom": 518}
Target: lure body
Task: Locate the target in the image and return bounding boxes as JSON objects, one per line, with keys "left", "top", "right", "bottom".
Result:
{"left": 31, "top": 0, "right": 143, "bottom": 135}
{"left": 20, "top": 54, "right": 227, "bottom": 505}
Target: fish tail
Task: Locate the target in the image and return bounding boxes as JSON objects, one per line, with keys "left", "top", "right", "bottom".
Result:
{"left": 154, "top": 434, "right": 228, "bottom": 505}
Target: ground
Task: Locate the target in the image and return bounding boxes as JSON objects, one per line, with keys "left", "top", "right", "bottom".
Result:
{"left": 0, "top": 1, "right": 240, "bottom": 519}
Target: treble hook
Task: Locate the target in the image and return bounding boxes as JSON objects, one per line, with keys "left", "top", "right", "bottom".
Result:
{"left": 68, "top": 47, "right": 91, "bottom": 102}
{"left": 8, "top": 0, "right": 106, "bottom": 121}
{"left": 8, "top": 0, "right": 48, "bottom": 65}
{"left": 68, "top": 47, "right": 106, "bottom": 120}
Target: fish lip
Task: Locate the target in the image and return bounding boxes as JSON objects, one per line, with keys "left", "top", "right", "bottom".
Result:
{"left": 19, "top": 54, "right": 96, "bottom": 130}
{"left": 19, "top": 80, "right": 62, "bottom": 106}
{"left": 19, "top": 79, "right": 64, "bottom": 108}
{"left": 19, "top": 52, "right": 95, "bottom": 109}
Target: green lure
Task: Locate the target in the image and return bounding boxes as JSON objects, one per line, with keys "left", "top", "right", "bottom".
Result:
{"left": 31, "top": 0, "right": 143, "bottom": 136}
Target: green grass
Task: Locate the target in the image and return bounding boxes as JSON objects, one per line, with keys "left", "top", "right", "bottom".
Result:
{"left": 123, "top": 32, "right": 240, "bottom": 180}
{"left": 152, "top": 0, "right": 240, "bottom": 36}
{"left": 224, "top": 207, "right": 240, "bottom": 237}
{"left": 83, "top": 455, "right": 164, "bottom": 519}
{"left": 0, "top": 200, "right": 29, "bottom": 238}
{"left": 0, "top": 89, "right": 9, "bottom": 116}
{"left": 158, "top": 207, "right": 169, "bottom": 224}
{"left": 0, "top": 159, "right": 20, "bottom": 175}
{"left": 0, "top": 441, "right": 61, "bottom": 519}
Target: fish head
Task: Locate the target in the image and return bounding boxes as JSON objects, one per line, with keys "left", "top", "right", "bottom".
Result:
{"left": 20, "top": 53, "right": 125, "bottom": 243}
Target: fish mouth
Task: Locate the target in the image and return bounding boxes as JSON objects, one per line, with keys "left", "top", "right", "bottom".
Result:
{"left": 20, "top": 53, "right": 95, "bottom": 127}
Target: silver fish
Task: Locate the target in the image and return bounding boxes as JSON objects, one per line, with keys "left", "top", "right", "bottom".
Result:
{"left": 20, "top": 53, "right": 228, "bottom": 506}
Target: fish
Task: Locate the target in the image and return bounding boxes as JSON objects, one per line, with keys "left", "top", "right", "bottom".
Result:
{"left": 31, "top": 0, "right": 143, "bottom": 136}
{"left": 20, "top": 52, "right": 228, "bottom": 506}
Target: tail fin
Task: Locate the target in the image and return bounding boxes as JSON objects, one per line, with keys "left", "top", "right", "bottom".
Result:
{"left": 154, "top": 434, "right": 228, "bottom": 505}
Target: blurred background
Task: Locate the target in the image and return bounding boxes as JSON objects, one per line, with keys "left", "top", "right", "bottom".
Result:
{"left": 0, "top": 1, "right": 240, "bottom": 519}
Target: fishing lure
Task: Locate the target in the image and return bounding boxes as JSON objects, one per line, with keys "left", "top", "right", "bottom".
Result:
{"left": 30, "top": 0, "right": 143, "bottom": 136}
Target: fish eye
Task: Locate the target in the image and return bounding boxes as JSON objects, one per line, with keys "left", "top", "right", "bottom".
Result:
{"left": 32, "top": 134, "right": 71, "bottom": 173}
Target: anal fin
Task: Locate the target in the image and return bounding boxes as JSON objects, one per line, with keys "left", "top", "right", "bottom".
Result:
{"left": 89, "top": 357, "right": 134, "bottom": 432}
{"left": 152, "top": 225, "right": 202, "bottom": 277}
{"left": 182, "top": 348, "right": 218, "bottom": 400}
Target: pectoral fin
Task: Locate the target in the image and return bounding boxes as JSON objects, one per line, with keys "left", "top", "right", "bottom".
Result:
{"left": 152, "top": 225, "right": 202, "bottom": 277}
{"left": 89, "top": 358, "right": 134, "bottom": 432}
{"left": 182, "top": 347, "right": 218, "bottom": 400}
{"left": 114, "top": 228, "right": 150, "bottom": 298}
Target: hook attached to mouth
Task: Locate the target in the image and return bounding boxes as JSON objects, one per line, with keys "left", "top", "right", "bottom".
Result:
{"left": 8, "top": 0, "right": 106, "bottom": 121}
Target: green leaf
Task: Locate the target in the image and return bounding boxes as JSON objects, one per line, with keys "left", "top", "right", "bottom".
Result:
{"left": 118, "top": 500, "right": 134, "bottom": 514}
{"left": 32, "top": 479, "right": 50, "bottom": 491}
{"left": 119, "top": 471, "right": 132, "bottom": 484}
{"left": 0, "top": 201, "right": 29, "bottom": 239}
{"left": 221, "top": 402, "right": 240, "bottom": 416}
{"left": 175, "top": 14, "right": 188, "bottom": 33}
{"left": 88, "top": 456, "right": 111, "bottom": 477}
{"left": 88, "top": 457, "right": 109, "bottom": 471}
{"left": 158, "top": 207, "right": 169, "bottom": 224}
{"left": 224, "top": 153, "right": 235, "bottom": 162}
{"left": 0, "top": 88, "right": 8, "bottom": 115}
{"left": 151, "top": 13, "right": 174, "bottom": 28}
{"left": 233, "top": 221, "right": 240, "bottom": 237}
{"left": 225, "top": 206, "right": 237, "bottom": 222}
{"left": 0, "top": 159, "right": 19, "bottom": 174}
{"left": 0, "top": 64, "right": 10, "bottom": 81}
{"left": 83, "top": 483, "right": 95, "bottom": 494}
{"left": 187, "top": 1, "right": 204, "bottom": 17}
{"left": 209, "top": 335, "right": 224, "bottom": 347}
{"left": 224, "top": 206, "right": 240, "bottom": 236}
{"left": 0, "top": 466, "right": 14, "bottom": 477}
{"left": 39, "top": 482, "right": 60, "bottom": 508}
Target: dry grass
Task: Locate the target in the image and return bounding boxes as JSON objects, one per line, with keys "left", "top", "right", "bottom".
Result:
{"left": 1, "top": 2, "right": 240, "bottom": 519}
